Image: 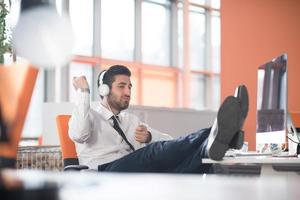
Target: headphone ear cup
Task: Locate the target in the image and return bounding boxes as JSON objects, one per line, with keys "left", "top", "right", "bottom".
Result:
{"left": 99, "top": 84, "right": 110, "bottom": 97}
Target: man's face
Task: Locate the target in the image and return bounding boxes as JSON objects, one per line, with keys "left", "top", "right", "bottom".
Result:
{"left": 107, "top": 74, "right": 132, "bottom": 112}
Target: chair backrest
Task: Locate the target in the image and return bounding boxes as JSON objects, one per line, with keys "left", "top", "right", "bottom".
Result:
{"left": 0, "top": 64, "right": 38, "bottom": 168}
{"left": 56, "top": 115, "right": 79, "bottom": 167}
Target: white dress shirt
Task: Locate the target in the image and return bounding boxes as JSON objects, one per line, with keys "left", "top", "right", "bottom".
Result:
{"left": 68, "top": 91, "right": 173, "bottom": 170}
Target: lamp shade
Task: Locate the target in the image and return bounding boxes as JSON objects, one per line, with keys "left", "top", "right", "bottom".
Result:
{"left": 12, "top": 6, "right": 74, "bottom": 68}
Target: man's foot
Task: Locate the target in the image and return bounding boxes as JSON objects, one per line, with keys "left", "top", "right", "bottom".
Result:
{"left": 229, "top": 85, "right": 249, "bottom": 149}
{"left": 206, "top": 96, "right": 242, "bottom": 160}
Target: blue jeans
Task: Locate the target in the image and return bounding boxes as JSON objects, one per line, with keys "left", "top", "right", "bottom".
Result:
{"left": 98, "top": 128, "right": 212, "bottom": 173}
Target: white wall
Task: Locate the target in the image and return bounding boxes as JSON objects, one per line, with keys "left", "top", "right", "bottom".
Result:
{"left": 42, "top": 102, "right": 217, "bottom": 145}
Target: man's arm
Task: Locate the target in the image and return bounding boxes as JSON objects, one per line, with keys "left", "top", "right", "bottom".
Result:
{"left": 68, "top": 76, "right": 92, "bottom": 143}
{"left": 147, "top": 126, "right": 173, "bottom": 142}
{"left": 135, "top": 123, "right": 173, "bottom": 143}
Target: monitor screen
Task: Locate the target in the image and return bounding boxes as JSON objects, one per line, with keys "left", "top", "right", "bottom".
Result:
{"left": 256, "top": 54, "right": 287, "bottom": 148}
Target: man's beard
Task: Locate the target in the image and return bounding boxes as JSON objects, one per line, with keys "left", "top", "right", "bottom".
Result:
{"left": 108, "top": 95, "right": 129, "bottom": 112}
{"left": 116, "top": 100, "right": 129, "bottom": 111}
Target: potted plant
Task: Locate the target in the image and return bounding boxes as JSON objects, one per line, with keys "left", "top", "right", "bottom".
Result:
{"left": 0, "top": 0, "right": 12, "bottom": 64}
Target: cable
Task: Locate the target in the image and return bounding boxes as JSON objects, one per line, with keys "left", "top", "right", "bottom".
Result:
{"left": 287, "top": 135, "right": 300, "bottom": 144}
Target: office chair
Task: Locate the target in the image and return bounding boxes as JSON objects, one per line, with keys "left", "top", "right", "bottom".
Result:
{"left": 0, "top": 64, "right": 38, "bottom": 168}
{"left": 56, "top": 115, "right": 88, "bottom": 171}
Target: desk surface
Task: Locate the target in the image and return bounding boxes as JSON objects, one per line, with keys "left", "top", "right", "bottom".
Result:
{"left": 202, "top": 156, "right": 300, "bottom": 164}
{"left": 202, "top": 155, "right": 300, "bottom": 176}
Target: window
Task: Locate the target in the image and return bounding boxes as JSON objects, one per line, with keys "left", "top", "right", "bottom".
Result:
{"left": 177, "top": 3, "right": 184, "bottom": 68}
{"left": 190, "top": 0, "right": 205, "bottom": 4}
{"left": 177, "top": 0, "right": 220, "bottom": 109}
{"left": 69, "top": 0, "right": 93, "bottom": 55}
{"left": 211, "top": 11, "right": 220, "bottom": 72}
{"left": 69, "top": 0, "right": 94, "bottom": 102}
{"left": 142, "top": 69, "right": 177, "bottom": 107}
{"left": 21, "top": 71, "right": 44, "bottom": 138}
{"left": 189, "top": 6, "right": 206, "bottom": 70}
{"left": 101, "top": 0, "right": 135, "bottom": 61}
{"left": 190, "top": 73, "right": 205, "bottom": 109}
{"left": 210, "top": 0, "right": 220, "bottom": 9}
{"left": 75, "top": 0, "right": 220, "bottom": 110}
{"left": 211, "top": 75, "right": 220, "bottom": 110}
{"left": 142, "top": 0, "right": 171, "bottom": 65}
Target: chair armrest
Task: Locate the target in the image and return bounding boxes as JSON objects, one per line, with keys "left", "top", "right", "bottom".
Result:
{"left": 64, "top": 164, "right": 89, "bottom": 171}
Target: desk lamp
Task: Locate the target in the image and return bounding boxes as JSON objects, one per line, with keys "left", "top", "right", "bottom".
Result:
{"left": 0, "top": 0, "right": 74, "bottom": 168}
{"left": 1, "top": 1, "right": 73, "bottom": 199}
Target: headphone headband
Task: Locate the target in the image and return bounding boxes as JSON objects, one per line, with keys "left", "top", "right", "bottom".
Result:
{"left": 98, "top": 70, "right": 107, "bottom": 86}
{"left": 98, "top": 70, "right": 110, "bottom": 97}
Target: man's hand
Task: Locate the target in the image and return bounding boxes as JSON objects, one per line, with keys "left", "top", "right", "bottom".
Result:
{"left": 135, "top": 124, "right": 152, "bottom": 143}
{"left": 73, "top": 76, "right": 90, "bottom": 91}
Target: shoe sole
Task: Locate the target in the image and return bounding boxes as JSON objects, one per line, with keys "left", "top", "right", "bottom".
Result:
{"left": 229, "top": 85, "right": 249, "bottom": 149}
{"left": 207, "top": 96, "right": 242, "bottom": 160}
{"left": 235, "top": 85, "right": 249, "bottom": 126}
{"left": 229, "top": 130, "right": 244, "bottom": 149}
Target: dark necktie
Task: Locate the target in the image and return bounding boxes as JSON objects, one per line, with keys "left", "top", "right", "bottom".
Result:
{"left": 111, "top": 116, "right": 135, "bottom": 151}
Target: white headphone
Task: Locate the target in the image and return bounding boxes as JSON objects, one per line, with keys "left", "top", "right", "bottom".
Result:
{"left": 98, "top": 70, "right": 110, "bottom": 97}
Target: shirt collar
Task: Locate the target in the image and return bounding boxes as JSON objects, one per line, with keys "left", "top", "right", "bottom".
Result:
{"left": 98, "top": 103, "right": 124, "bottom": 122}
{"left": 99, "top": 103, "right": 114, "bottom": 121}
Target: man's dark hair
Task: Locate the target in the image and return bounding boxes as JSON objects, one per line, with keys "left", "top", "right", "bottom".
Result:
{"left": 97, "top": 64, "right": 131, "bottom": 91}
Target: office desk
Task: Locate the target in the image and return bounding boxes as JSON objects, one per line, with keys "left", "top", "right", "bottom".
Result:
{"left": 202, "top": 156, "right": 300, "bottom": 176}
{"left": 2, "top": 169, "right": 300, "bottom": 200}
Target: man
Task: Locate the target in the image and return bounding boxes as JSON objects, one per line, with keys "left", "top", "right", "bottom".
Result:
{"left": 69, "top": 65, "right": 248, "bottom": 173}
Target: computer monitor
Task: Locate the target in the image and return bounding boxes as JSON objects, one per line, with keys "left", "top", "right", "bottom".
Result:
{"left": 256, "top": 54, "right": 287, "bottom": 150}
